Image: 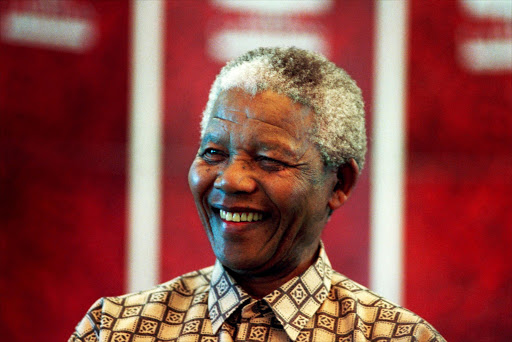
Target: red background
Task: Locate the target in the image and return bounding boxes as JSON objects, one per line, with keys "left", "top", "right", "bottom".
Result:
{"left": 0, "top": 1, "right": 129, "bottom": 340}
{"left": 0, "top": 1, "right": 510, "bottom": 341}
{"left": 405, "top": 1, "right": 512, "bottom": 340}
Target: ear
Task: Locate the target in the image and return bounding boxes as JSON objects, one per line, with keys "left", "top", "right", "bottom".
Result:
{"left": 328, "top": 158, "right": 360, "bottom": 212}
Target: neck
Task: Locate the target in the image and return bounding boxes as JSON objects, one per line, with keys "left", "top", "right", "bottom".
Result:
{"left": 227, "top": 245, "right": 320, "bottom": 299}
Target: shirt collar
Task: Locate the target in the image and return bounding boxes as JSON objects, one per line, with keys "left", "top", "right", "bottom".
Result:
{"left": 208, "top": 259, "right": 251, "bottom": 334}
{"left": 208, "top": 244, "right": 333, "bottom": 341}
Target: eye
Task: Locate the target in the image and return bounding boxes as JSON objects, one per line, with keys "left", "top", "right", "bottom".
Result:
{"left": 201, "top": 148, "right": 227, "bottom": 163}
{"left": 257, "top": 156, "right": 288, "bottom": 171}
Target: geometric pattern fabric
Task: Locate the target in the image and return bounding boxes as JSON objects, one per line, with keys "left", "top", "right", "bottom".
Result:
{"left": 69, "top": 246, "right": 445, "bottom": 342}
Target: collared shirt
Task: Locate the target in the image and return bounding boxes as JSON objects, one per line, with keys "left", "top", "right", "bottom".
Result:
{"left": 70, "top": 247, "right": 445, "bottom": 342}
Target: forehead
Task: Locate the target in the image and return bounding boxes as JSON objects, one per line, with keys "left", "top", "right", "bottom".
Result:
{"left": 209, "top": 89, "right": 315, "bottom": 140}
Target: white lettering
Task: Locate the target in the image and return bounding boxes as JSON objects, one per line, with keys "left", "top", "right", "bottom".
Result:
{"left": 211, "top": 0, "right": 333, "bottom": 15}
{"left": 1, "top": 13, "right": 96, "bottom": 52}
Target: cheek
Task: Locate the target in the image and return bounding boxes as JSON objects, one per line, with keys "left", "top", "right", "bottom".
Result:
{"left": 269, "top": 176, "right": 330, "bottom": 222}
{"left": 266, "top": 178, "right": 309, "bottom": 215}
{"left": 188, "top": 160, "right": 212, "bottom": 200}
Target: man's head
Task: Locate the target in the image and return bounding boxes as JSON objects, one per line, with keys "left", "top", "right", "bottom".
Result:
{"left": 201, "top": 46, "right": 367, "bottom": 170}
{"left": 189, "top": 47, "right": 366, "bottom": 293}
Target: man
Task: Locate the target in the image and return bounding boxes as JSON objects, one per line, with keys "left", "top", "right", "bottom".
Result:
{"left": 70, "top": 47, "right": 445, "bottom": 341}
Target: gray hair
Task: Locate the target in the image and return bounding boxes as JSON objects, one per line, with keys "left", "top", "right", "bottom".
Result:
{"left": 201, "top": 47, "right": 367, "bottom": 170}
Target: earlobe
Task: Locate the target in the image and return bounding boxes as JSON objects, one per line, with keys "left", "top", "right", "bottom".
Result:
{"left": 328, "top": 159, "right": 359, "bottom": 211}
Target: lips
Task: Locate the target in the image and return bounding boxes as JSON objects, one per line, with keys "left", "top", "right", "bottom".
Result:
{"left": 219, "top": 209, "right": 264, "bottom": 222}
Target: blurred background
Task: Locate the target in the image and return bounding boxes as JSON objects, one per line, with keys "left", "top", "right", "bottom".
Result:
{"left": 1, "top": 1, "right": 510, "bottom": 341}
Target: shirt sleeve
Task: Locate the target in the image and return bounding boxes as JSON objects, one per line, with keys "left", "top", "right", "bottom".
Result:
{"left": 414, "top": 321, "right": 447, "bottom": 342}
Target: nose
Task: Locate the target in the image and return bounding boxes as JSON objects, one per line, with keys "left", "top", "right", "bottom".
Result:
{"left": 214, "top": 158, "right": 257, "bottom": 194}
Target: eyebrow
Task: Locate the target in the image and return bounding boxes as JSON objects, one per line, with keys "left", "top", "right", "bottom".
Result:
{"left": 201, "top": 131, "right": 298, "bottom": 157}
{"left": 212, "top": 115, "right": 238, "bottom": 124}
{"left": 259, "top": 141, "right": 299, "bottom": 159}
{"left": 200, "top": 131, "right": 225, "bottom": 145}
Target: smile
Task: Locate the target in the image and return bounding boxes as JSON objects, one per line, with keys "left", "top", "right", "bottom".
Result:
{"left": 220, "top": 210, "right": 264, "bottom": 222}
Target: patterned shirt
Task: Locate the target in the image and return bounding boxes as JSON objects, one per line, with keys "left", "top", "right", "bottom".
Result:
{"left": 69, "top": 247, "right": 445, "bottom": 342}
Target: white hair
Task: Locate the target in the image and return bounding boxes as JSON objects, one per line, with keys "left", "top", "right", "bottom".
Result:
{"left": 201, "top": 47, "right": 367, "bottom": 169}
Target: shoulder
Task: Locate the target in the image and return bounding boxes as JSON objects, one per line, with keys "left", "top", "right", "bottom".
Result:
{"left": 70, "top": 266, "right": 214, "bottom": 340}
{"left": 320, "top": 270, "right": 445, "bottom": 342}
{"left": 111, "top": 266, "right": 212, "bottom": 311}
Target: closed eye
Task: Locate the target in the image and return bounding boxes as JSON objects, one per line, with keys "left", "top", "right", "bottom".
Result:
{"left": 257, "top": 156, "right": 289, "bottom": 171}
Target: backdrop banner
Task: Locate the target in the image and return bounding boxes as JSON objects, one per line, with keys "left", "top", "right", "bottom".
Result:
{"left": 160, "top": 0, "right": 374, "bottom": 288}
{"left": 0, "top": 1, "right": 129, "bottom": 340}
{"left": 406, "top": 1, "right": 512, "bottom": 340}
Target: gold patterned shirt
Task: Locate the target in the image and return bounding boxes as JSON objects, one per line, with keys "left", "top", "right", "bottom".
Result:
{"left": 69, "top": 247, "right": 445, "bottom": 342}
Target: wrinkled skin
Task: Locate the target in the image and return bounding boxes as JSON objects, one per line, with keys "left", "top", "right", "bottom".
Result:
{"left": 188, "top": 89, "right": 358, "bottom": 297}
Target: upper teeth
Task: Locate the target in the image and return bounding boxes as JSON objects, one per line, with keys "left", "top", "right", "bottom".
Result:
{"left": 220, "top": 210, "right": 263, "bottom": 222}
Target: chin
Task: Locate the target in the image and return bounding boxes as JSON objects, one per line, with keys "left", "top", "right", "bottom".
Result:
{"left": 216, "top": 251, "right": 269, "bottom": 274}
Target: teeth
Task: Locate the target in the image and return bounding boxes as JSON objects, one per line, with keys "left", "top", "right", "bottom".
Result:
{"left": 219, "top": 210, "right": 263, "bottom": 222}
{"left": 233, "top": 213, "right": 240, "bottom": 222}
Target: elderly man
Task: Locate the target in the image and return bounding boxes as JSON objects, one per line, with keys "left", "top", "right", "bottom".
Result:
{"left": 70, "top": 47, "right": 445, "bottom": 342}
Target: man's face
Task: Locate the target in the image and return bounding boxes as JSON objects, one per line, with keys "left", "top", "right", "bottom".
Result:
{"left": 188, "top": 89, "right": 338, "bottom": 277}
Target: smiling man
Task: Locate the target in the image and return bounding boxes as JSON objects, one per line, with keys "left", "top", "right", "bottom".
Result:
{"left": 70, "top": 47, "right": 445, "bottom": 342}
